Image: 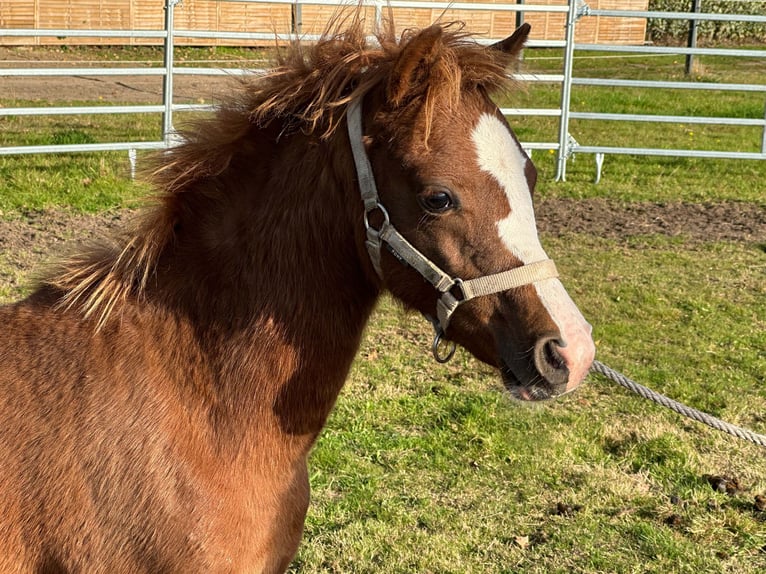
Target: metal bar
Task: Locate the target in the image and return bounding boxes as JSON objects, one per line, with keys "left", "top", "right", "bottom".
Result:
{"left": 0, "top": 106, "right": 166, "bottom": 117}
{"left": 512, "top": 73, "right": 565, "bottom": 83}
{"left": 570, "top": 146, "right": 766, "bottom": 160}
{"left": 762, "top": 100, "right": 766, "bottom": 154}
{"left": 0, "top": 68, "right": 167, "bottom": 77}
{"left": 171, "top": 104, "right": 218, "bottom": 112}
{"left": 162, "top": 0, "right": 177, "bottom": 146}
{"left": 215, "top": 0, "right": 571, "bottom": 12}
{"left": 502, "top": 108, "right": 563, "bottom": 117}
{"left": 575, "top": 44, "right": 766, "bottom": 58}
{"left": 0, "top": 104, "right": 212, "bottom": 118}
{"left": 586, "top": 9, "right": 766, "bottom": 23}
{"left": 292, "top": 1, "right": 302, "bottom": 34}
{"left": 485, "top": 39, "right": 567, "bottom": 48}
{"left": 170, "top": 68, "right": 566, "bottom": 80}
{"left": 569, "top": 112, "right": 766, "bottom": 126}
{"left": 377, "top": 0, "right": 570, "bottom": 10}
{"left": 374, "top": 0, "right": 383, "bottom": 31}
{"left": 173, "top": 30, "right": 303, "bottom": 41}
{"left": 0, "top": 142, "right": 166, "bottom": 156}
{"left": 520, "top": 142, "right": 560, "bottom": 150}
{"left": 555, "top": 0, "right": 578, "bottom": 181}
{"left": 172, "top": 67, "right": 259, "bottom": 76}
{"left": 0, "top": 29, "right": 167, "bottom": 38}
{"left": 685, "top": 0, "right": 701, "bottom": 76}
{"left": 172, "top": 29, "right": 567, "bottom": 48}
{"left": 571, "top": 78, "right": 766, "bottom": 92}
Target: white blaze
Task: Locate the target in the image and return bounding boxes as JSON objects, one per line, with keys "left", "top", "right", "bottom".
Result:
{"left": 471, "top": 113, "right": 546, "bottom": 264}
{"left": 471, "top": 113, "right": 594, "bottom": 388}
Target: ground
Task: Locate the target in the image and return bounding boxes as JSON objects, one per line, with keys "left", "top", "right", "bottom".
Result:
{"left": 2, "top": 199, "right": 765, "bottom": 299}
{"left": 536, "top": 197, "right": 766, "bottom": 243}
{"left": 0, "top": 45, "right": 258, "bottom": 105}
{"left": 0, "top": 44, "right": 766, "bottom": 572}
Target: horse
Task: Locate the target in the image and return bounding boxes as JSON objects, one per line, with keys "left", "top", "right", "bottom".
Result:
{"left": 0, "top": 14, "right": 595, "bottom": 573}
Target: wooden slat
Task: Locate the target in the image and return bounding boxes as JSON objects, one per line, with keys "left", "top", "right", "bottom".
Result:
{"left": 218, "top": 2, "right": 291, "bottom": 45}
{"left": 0, "top": 0, "right": 36, "bottom": 45}
{"left": 0, "top": 0, "right": 649, "bottom": 47}
{"left": 174, "top": 0, "right": 217, "bottom": 46}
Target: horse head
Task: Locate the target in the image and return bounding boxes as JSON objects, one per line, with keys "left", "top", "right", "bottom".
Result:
{"left": 353, "top": 24, "right": 595, "bottom": 401}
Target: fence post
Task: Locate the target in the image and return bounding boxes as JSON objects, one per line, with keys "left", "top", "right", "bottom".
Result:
{"left": 374, "top": 0, "right": 383, "bottom": 31}
{"left": 516, "top": 0, "right": 525, "bottom": 30}
{"left": 162, "top": 0, "right": 179, "bottom": 147}
{"left": 555, "top": 0, "right": 581, "bottom": 181}
{"left": 292, "top": 0, "right": 302, "bottom": 35}
{"left": 685, "top": 0, "right": 701, "bottom": 75}
{"left": 515, "top": 0, "right": 525, "bottom": 62}
{"left": 762, "top": 99, "right": 766, "bottom": 154}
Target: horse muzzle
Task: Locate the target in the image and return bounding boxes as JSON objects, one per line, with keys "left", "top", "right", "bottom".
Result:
{"left": 500, "top": 329, "right": 595, "bottom": 402}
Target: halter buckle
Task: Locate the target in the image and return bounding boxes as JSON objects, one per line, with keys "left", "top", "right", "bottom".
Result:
{"left": 363, "top": 203, "right": 390, "bottom": 279}
{"left": 449, "top": 277, "right": 466, "bottom": 302}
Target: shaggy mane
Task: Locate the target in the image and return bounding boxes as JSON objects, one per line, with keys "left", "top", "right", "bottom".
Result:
{"left": 45, "top": 9, "right": 517, "bottom": 329}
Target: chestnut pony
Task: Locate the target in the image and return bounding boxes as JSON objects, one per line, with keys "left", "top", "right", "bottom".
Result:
{"left": 0, "top": 16, "right": 594, "bottom": 573}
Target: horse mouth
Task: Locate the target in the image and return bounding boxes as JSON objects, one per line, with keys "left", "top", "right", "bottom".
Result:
{"left": 500, "top": 361, "right": 565, "bottom": 402}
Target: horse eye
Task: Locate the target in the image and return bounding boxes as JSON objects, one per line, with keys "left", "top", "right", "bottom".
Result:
{"left": 419, "top": 189, "right": 455, "bottom": 214}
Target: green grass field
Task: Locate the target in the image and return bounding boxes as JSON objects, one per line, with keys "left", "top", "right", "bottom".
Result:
{"left": 1, "top": 46, "right": 765, "bottom": 572}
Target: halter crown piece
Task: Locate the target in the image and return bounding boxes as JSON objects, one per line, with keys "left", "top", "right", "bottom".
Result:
{"left": 346, "top": 97, "right": 560, "bottom": 363}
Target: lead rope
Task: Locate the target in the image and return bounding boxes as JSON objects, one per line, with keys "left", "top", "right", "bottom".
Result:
{"left": 346, "top": 99, "right": 765, "bottom": 448}
{"left": 590, "top": 360, "right": 766, "bottom": 448}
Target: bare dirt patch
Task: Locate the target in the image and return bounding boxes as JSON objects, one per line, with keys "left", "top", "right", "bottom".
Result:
{"left": 1, "top": 199, "right": 764, "bottom": 298}
{"left": 2, "top": 199, "right": 764, "bottom": 262}
{"left": 1, "top": 72, "right": 237, "bottom": 105}
{"left": 0, "top": 46, "right": 252, "bottom": 104}
{"left": 536, "top": 198, "right": 766, "bottom": 244}
{"left": 0, "top": 210, "right": 129, "bottom": 295}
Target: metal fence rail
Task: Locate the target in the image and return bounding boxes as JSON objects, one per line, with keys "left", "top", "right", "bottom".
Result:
{"left": 0, "top": 24, "right": 171, "bottom": 159}
{"left": 557, "top": 2, "right": 766, "bottom": 181}
{"left": 1, "top": 0, "right": 764, "bottom": 184}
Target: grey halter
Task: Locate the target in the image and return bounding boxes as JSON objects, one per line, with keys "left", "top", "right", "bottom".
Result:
{"left": 346, "top": 97, "right": 559, "bottom": 362}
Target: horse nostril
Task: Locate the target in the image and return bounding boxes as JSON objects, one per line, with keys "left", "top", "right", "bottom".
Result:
{"left": 544, "top": 340, "right": 565, "bottom": 371}
{"left": 534, "top": 336, "right": 569, "bottom": 390}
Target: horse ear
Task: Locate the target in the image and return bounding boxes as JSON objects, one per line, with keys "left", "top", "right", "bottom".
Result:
{"left": 491, "top": 23, "right": 531, "bottom": 59}
{"left": 387, "top": 25, "right": 444, "bottom": 108}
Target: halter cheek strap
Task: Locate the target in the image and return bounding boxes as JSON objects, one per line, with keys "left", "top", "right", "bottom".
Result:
{"left": 346, "top": 98, "right": 559, "bottom": 361}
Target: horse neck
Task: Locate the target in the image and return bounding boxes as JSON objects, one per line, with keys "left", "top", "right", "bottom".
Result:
{"left": 151, "top": 122, "right": 380, "bottom": 442}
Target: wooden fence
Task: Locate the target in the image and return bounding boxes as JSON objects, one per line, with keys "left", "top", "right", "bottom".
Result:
{"left": 0, "top": 0, "right": 649, "bottom": 46}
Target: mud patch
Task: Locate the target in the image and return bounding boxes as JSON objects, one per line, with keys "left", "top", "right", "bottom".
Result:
{"left": 0, "top": 199, "right": 764, "bottom": 297}
{"left": 536, "top": 198, "right": 766, "bottom": 244}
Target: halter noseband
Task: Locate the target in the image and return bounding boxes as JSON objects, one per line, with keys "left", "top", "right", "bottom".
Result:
{"left": 346, "top": 97, "right": 559, "bottom": 362}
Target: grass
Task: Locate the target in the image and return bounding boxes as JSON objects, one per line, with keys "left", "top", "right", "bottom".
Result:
{"left": 0, "top": 45, "right": 764, "bottom": 572}
{"left": 0, "top": 151, "right": 150, "bottom": 213}
{"left": 288, "top": 236, "right": 766, "bottom": 573}
{"left": 505, "top": 48, "right": 766, "bottom": 202}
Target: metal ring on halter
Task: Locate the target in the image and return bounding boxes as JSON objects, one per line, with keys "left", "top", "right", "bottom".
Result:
{"left": 363, "top": 202, "right": 390, "bottom": 235}
{"left": 432, "top": 330, "right": 457, "bottom": 364}
{"left": 449, "top": 277, "right": 466, "bottom": 302}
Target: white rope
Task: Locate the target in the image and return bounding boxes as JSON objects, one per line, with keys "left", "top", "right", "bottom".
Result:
{"left": 591, "top": 360, "right": 766, "bottom": 448}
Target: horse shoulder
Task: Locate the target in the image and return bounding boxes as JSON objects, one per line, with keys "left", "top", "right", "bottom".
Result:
{"left": 0, "top": 297, "right": 202, "bottom": 567}
{"left": 0, "top": 294, "right": 309, "bottom": 571}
